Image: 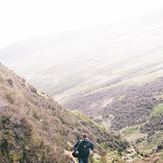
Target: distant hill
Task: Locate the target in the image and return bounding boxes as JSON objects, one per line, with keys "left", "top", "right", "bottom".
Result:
{"left": 0, "top": 63, "right": 129, "bottom": 163}
{"left": 0, "top": 9, "right": 163, "bottom": 104}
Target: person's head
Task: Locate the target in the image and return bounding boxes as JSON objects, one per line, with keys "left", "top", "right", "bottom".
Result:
{"left": 82, "top": 133, "right": 88, "bottom": 141}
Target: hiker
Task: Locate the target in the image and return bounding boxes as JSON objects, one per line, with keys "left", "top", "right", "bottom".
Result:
{"left": 73, "top": 134, "right": 94, "bottom": 163}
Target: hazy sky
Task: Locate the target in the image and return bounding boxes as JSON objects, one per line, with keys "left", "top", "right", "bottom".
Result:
{"left": 0, "top": 0, "right": 163, "bottom": 50}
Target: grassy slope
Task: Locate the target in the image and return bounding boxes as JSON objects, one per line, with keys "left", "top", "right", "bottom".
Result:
{"left": 0, "top": 64, "right": 129, "bottom": 163}
{"left": 151, "top": 104, "right": 163, "bottom": 117}
{"left": 119, "top": 102, "right": 163, "bottom": 162}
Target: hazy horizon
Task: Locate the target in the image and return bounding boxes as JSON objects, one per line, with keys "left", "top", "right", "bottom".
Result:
{"left": 0, "top": 6, "right": 163, "bottom": 103}
{"left": 0, "top": 0, "right": 163, "bottom": 50}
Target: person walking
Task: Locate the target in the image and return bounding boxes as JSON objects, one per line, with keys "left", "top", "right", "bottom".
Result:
{"left": 73, "top": 134, "right": 94, "bottom": 163}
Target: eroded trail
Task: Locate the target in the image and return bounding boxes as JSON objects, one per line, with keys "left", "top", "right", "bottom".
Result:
{"left": 122, "top": 146, "right": 143, "bottom": 163}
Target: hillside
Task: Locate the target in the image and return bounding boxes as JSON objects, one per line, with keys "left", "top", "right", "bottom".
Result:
{"left": 0, "top": 63, "right": 130, "bottom": 163}
{"left": 65, "top": 76, "right": 163, "bottom": 160}
{"left": 66, "top": 77, "right": 163, "bottom": 129}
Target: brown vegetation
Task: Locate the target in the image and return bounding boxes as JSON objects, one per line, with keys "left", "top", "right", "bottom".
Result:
{"left": 0, "top": 63, "right": 128, "bottom": 162}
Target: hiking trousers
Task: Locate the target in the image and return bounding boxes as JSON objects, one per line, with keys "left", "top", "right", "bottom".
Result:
{"left": 78, "top": 157, "right": 88, "bottom": 163}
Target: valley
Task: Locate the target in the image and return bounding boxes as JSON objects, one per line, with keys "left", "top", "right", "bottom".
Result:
{"left": 0, "top": 8, "right": 163, "bottom": 163}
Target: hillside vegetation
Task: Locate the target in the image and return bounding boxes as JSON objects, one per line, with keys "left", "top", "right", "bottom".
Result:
{"left": 66, "top": 77, "right": 163, "bottom": 161}
{"left": 0, "top": 63, "right": 129, "bottom": 163}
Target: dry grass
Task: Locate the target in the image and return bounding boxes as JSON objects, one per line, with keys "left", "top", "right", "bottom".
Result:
{"left": 0, "top": 64, "right": 128, "bottom": 162}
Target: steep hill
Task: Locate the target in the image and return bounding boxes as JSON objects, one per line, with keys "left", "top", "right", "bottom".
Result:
{"left": 0, "top": 63, "right": 129, "bottom": 163}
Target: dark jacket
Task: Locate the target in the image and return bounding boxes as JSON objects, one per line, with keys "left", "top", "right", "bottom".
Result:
{"left": 74, "top": 139, "right": 94, "bottom": 158}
